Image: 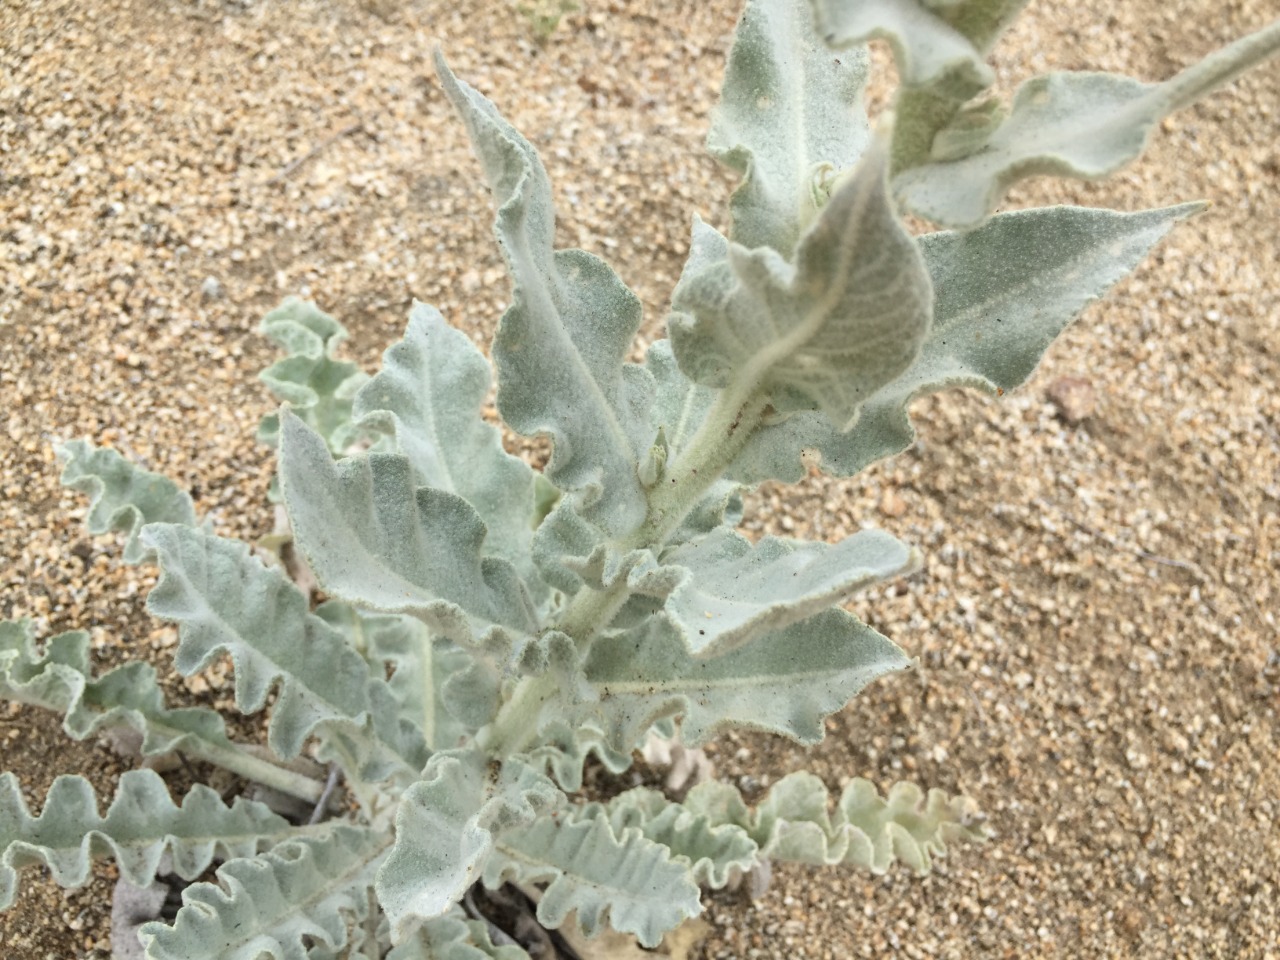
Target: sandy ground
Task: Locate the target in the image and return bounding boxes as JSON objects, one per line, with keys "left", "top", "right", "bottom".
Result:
{"left": 2, "top": 0, "right": 1278, "bottom": 957}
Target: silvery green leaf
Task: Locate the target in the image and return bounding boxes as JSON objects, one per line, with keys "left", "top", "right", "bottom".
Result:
{"left": 142, "top": 523, "right": 427, "bottom": 780}
{"left": 139, "top": 825, "right": 388, "bottom": 960}
{"left": 484, "top": 813, "right": 701, "bottom": 948}
{"left": 0, "top": 770, "right": 291, "bottom": 910}
{"left": 730, "top": 202, "right": 1202, "bottom": 483}
{"left": 435, "top": 53, "right": 653, "bottom": 540}
{"left": 257, "top": 297, "right": 368, "bottom": 454}
{"left": 583, "top": 608, "right": 909, "bottom": 750}
{"left": 811, "top": 0, "right": 993, "bottom": 91}
{"left": 670, "top": 142, "right": 932, "bottom": 432}
{"left": 315, "top": 603, "right": 474, "bottom": 752}
{"left": 354, "top": 302, "right": 547, "bottom": 606}
{"left": 591, "top": 788, "right": 759, "bottom": 889}
{"left": 0, "top": 620, "right": 236, "bottom": 759}
{"left": 376, "top": 750, "right": 560, "bottom": 942}
{"left": 278, "top": 411, "right": 538, "bottom": 642}
{"left": 529, "top": 497, "right": 681, "bottom": 602}
{"left": 710, "top": 0, "right": 872, "bottom": 255}
{"left": 387, "top": 907, "right": 530, "bottom": 960}
{"left": 684, "top": 772, "right": 990, "bottom": 873}
{"left": 57, "top": 440, "right": 198, "bottom": 564}
{"left": 895, "top": 20, "right": 1280, "bottom": 227}
{"left": 525, "top": 721, "right": 634, "bottom": 793}
{"left": 661, "top": 527, "right": 919, "bottom": 656}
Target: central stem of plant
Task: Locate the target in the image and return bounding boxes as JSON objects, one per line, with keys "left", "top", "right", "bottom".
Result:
{"left": 482, "top": 388, "right": 771, "bottom": 757}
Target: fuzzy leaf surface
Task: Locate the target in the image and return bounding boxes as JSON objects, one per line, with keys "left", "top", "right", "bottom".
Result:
{"left": 278, "top": 411, "right": 538, "bottom": 643}
{"left": 811, "top": 0, "right": 993, "bottom": 90}
{"left": 377, "top": 750, "right": 561, "bottom": 942}
{"left": 685, "top": 772, "right": 991, "bottom": 874}
{"left": 387, "top": 907, "right": 531, "bottom": 960}
{"left": 670, "top": 143, "right": 931, "bottom": 431}
{"left": 57, "top": 440, "right": 198, "bottom": 564}
{"left": 0, "top": 620, "right": 235, "bottom": 759}
{"left": 257, "top": 297, "right": 368, "bottom": 453}
{"left": 661, "top": 527, "right": 917, "bottom": 656}
{"left": 710, "top": 0, "right": 871, "bottom": 255}
{"left": 587, "top": 788, "right": 758, "bottom": 889}
{"left": 317, "top": 603, "right": 475, "bottom": 752}
{"left": 142, "top": 523, "right": 427, "bottom": 779}
{"left": 140, "top": 825, "right": 388, "bottom": 960}
{"left": 484, "top": 813, "right": 701, "bottom": 948}
{"left": 436, "top": 53, "right": 653, "bottom": 539}
{"left": 731, "top": 202, "right": 1201, "bottom": 482}
{"left": 0, "top": 771, "right": 291, "bottom": 910}
{"left": 583, "top": 608, "right": 909, "bottom": 749}
{"left": 354, "top": 302, "right": 547, "bottom": 604}
{"left": 895, "top": 20, "right": 1280, "bottom": 226}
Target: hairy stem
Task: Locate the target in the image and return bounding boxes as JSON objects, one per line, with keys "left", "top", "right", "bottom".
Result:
{"left": 178, "top": 736, "right": 325, "bottom": 804}
{"left": 554, "top": 386, "right": 771, "bottom": 649}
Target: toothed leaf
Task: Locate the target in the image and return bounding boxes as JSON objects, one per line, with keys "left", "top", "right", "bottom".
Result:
{"left": 278, "top": 411, "right": 538, "bottom": 644}
{"left": 685, "top": 773, "right": 991, "bottom": 874}
{"left": 57, "top": 440, "right": 197, "bottom": 564}
{"left": 354, "top": 302, "right": 548, "bottom": 606}
{"left": 811, "top": 0, "right": 993, "bottom": 91}
{"left": 711, "top": 0, "right": 872, "bottom": 255}
{"left": 591, "top": 789, "right": 759, "bottom": 889}
{"left": 139, "top": 825, "right": 388, "bottom": 960}
{"left": 0, "top": 770, "right": 291, "bottom": 910}
{"left": 316, "top": 603, "right": 476, "bottom": 753}
{"left": 582, "top": 608, "right": 909, "bottom": 750}
{"left": 142, "top": 523, "right": 427, "bottom": 780}
{"left": 387, "top": 907, "right": 531, "bottom": 960}
{"left": 484, "top": 813, "right": 701, "bottom": 948}
{"left": 0, "top": 620, "right": 236, "bottom": 759}
{"left": 376, "top": 750, "right": 561, "bottom": 942}
{"left": 257, "top": 297, "right": 368, "bottom": 454}
{"left": 731, "top": 202, "right": 1202, "bottom": 482}
{"left": 894, "top": 21, "right": 1280, "bottom": 226}
{"left": 434, "top": 52, "right": 654, "bottom": 540}
{"left": 661, "top": 527, "right": 918, "bottom": 656}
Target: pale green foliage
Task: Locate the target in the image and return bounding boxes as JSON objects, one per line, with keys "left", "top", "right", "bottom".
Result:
{"left": 6, "top": 0, "right": 1276, "bottom": 956}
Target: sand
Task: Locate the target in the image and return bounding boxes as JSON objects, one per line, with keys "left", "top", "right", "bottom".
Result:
{"left": 2, "top": 0, "right": 1278, "bottom": 956}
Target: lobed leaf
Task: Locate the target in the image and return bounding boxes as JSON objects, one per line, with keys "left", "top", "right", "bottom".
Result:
{"left": 142, "top": 523, "right": 428, "bottom": 780}
{"left": 353, "top": 302, "right": 548, "bottom": 607}
{"left": 710, "top": 0, "right": 872, "bottom": 256}
{"left": 140, "top": 825, "right": 388, "bottom": 960}
{"left": 278, "top": 411, "right": 538, "bottom": 645}
{"left": 894, "top": 20, "right": 1280, "bottom": 226}
{"left": 684, "top": 772, "right": 991, "bottom": 874}
{"left": 376, "top": 749, "right": 561, "bottom": 942}
{"left": 811, "top": 0, "right": 993, "bottom": 91}
{"left": 484, "top": 813, "right": 701, "bottom": 948}
{"left": 58, "top": 440, "right": 198, "bottom": 564}
{"left": 0, "top": 619, "right": 236, "bottom": 760}
{"left": 587, "top": 788, "right": 759, "bottom": 889}
{"left": 582, "top": 608, "right": 910, "bottom": 750}
{"left": 316, "top": 603, "right": 476, "bottom": 753}
{"left": 387, "top": 906, "right": 531, "bottom": 960}
{"left": 729, "top": 201, "right": 1202, "bottom": 483}
{"left": 660, "top": 526, "right": 919, "bottom": 656}
{"left": 435, "top": 52, "right": 654, "bottom": 540}
{"left": 670, "top": 142, "right": 932, "bottom": 432}
{"left": 257, "top": 297, "right": 369, "bottom": 454}
{"left": 0, "top": 770, "right": 291, "bottom": 910}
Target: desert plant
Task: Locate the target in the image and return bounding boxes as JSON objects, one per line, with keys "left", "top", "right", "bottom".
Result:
{"left": 4, "top": 0, "right": 1278, "bottom": 956}
{"left": 514, "top": 0, "right": 580, "bottom": 41}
